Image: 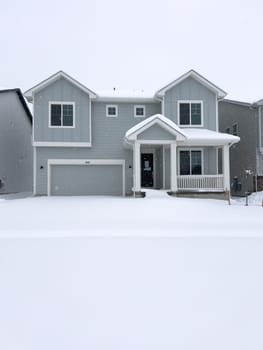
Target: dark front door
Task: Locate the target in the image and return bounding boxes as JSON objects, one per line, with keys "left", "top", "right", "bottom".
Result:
{"left": 141, "top": 153, "right": 154, "bottom": 187}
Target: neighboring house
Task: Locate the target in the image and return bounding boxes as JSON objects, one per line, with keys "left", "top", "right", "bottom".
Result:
{"left": 24, "top": 70, "right": 239, "bottom": 197}
{"left": 0, "top": 88, "right": 33, "bottom": 194}
{"left": 219, "top": 99, "right": 258, "bottom": 195}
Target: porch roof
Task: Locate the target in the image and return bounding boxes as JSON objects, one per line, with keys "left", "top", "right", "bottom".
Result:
{"left": 125, "top": 113, "right": 240, "bottom": 146}
{"left": 125, "top": 114, "right": 188, "bottom": 142}
{"left": 181, "top": 128, "right": 240, "bottom": 146}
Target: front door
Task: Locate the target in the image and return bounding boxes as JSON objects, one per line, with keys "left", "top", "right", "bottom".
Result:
{"left": 141, "top": 153, "right": 154, "bottom": 187}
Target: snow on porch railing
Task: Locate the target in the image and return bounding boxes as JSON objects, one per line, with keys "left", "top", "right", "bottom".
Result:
{"left": 177, "top": 174, "right": 224, "bottom": 191}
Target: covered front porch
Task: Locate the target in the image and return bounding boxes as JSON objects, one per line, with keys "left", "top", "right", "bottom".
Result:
{"left": 125, "top": 114, "right": 240, "bottom": 196}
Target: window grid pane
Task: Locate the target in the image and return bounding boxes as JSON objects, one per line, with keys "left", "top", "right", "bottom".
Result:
{"left": 108, "top": 107, "right": 116, "bottom": 116}
{"left": 180, "top": 151, "right": 190, "bottom": 175}
{"left": 191, "top": 103, "right": 201, "bottom": 125}
{"left": 136, "top": 107, "right": 144, "bottom": 116}
{"left": 191, "top": 151, "right": 202, "bottom": 175}
{"left": 180, "top": 103, "right": 190, "bottom": 125}
{"left": 63, "top": 104, "right": 73, "bottom": 126}
{"left": 50, "top": 104, "right": 62, "bottom": 126}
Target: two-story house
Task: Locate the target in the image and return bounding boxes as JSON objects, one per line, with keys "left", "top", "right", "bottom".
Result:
{"left": 24, "top": 70, "right": 239, "bottom": 197}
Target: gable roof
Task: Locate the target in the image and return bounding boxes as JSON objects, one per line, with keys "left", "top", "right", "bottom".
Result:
{"left": 0, "top": 88, "right": 32, "bottom": 123}
{"left": 24, "top": 71, "right": 97, "bottom": 102}
{"left": 253, "top": 98, "right": 263, "bottom": 106}
{"left": 125, "top": 114, "right": 188, "bottom": 141}
{"left": 155, "top": 69, "right": 227, "bottom": 99}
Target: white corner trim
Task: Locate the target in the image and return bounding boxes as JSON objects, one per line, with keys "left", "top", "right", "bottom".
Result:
{"left": 33, "top": 147, "right": 36, "bottom": 195}
{"left": 177, "top": 100, "right": 204, "bottom": 127}
{"left": 215, "top": 95, "right": 219, "bottom": 132}
{"left": 47, "top": 159, "right": 125, "bottom": 196}
{"left": 134, "top": 105, "right": 146, "bottom": 118}
{"left": 106, "top": 104, "right": 118, "bottom": 117}
{"left": 48, "top": 101, "right": 75, "bottom": 128}
{"left": 33, "top": 142, "right": 92, "bottom": 147}
{"left": 89, "top": 99, "right": 92, "bottom": 146}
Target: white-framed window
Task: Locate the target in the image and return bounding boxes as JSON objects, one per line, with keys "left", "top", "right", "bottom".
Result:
{"left": 106, "top": 105, "right": 118, "bottom": 117}
{"left": 178, "top": 100, "right": 203, "bottom": 127}
{"left": 49, "top": 102, "right": 75, "bottom": 128}
{"left": 232, "top": 123, "right": 238, "bottom": 136}
{"left": 179, "top": 149, "right": 203, "bottom": 175}
{"left": 134, "top": 105, "right": 145, "bottom": 118}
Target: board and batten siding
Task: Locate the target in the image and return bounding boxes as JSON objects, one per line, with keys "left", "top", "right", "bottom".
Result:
{"left": 33, "top": 77, "right": 91, "bottom": 143}
{"left": 35, "top": 101, "right": 161, "bottom": 195}
{"left": 164, "top": 77, "right": 217, "bottom": 131}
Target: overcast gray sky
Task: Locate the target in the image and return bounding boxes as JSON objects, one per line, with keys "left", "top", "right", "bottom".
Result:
{"left": 1, "top": 0, "right": 263, "bottom": 102}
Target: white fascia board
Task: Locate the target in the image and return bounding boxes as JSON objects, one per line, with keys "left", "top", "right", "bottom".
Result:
{"left": 155, "top": 70, "right": 227, "bottom": 98}
{"left": 33, "top": 142, "right": 92, "bottom": 147}
{"left": 96, "top": 96, "right": 158, "bottom": 103}
{"left": 24, "top": 71, "right": 97, "bottom": 100}
{"left": 179, "top": 137, "right": 240, "bottom": 146}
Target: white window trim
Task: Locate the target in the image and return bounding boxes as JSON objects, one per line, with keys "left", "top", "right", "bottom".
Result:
{"left": 177, "top": 100, "right": 203, "bottom": 127}
{"left": 178, "top": 148, "right": 204, "bottom": 175}
{"left": 49, "top": 101, "right": 75, "bottom": 128}
{"left": 134, "top": 105, "right": 145, "bottom": 118}
{"left": 106, "top": 104, "right": 118, "bottom": 117}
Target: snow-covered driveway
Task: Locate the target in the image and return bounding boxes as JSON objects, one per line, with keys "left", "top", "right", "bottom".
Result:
{"left": 0, "top": 192, "right": 263, "bottom": 350}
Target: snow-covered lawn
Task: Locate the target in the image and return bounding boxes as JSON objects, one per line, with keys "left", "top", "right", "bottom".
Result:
{"left": 0, "top": 191, "right": 263, "bottom": 349}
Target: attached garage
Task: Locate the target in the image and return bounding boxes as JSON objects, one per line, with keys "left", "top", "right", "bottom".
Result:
{"left": 48, "top": 159, "right": 125, "bottom": 196}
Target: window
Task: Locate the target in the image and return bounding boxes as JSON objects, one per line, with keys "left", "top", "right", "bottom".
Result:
{"left": 49, "top": 102, "right": 74, "bottom": 127}
{"left": 106, "top": 105, "right": 118, "bottom": 117}
{"left": 232, "top": 123, "right": 238, "bottom": 136}
{"left": 134, "top": 105, "right": 145, "bottom": 118}
{"left": 178, "top": 101, "right": 203, "bottom": 126}
{"left": 179, "top": 150, "right": 202, "bottom": 175}
{"left": 225, "top": 127, "right": 230, "bottom": 134}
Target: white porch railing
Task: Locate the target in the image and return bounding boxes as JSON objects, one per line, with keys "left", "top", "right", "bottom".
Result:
{"left": 177, "top": 175, "right": 224, "bottom": 191}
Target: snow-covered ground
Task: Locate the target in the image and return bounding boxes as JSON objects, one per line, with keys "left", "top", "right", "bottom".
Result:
{"left": 0, "top": 191, "right": 263, "bottom": 349}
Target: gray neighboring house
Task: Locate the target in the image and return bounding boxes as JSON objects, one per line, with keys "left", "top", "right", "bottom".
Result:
{"left": 219, "top": 99, "right": 263, "bottom": 195}
{"left": 0, "top": 88, "right": 33, "bottom": 194}
{"left": 24, "top": 70, "right": 239, "bottom": 197}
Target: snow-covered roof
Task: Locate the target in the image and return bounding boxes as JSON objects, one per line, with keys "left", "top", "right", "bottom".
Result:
{"left": 24, "top": 71, "right": 97, "bottom": 102}
{"left": 155, "top": 70, "right": 227, "bottom": 99}
{"left": 125, "top": 114, "right": 239, "bottom": 146}
{"left": 125, "top": 114, "right": 188, "bottom": 141}
{"left": 181, "top": 128, "right": 240, "bottom": 146}
{"left": 97, "top": 89, "right": 156, "bottom": 102}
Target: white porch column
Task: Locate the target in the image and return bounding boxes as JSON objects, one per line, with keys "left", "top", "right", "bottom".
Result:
{"left": 170, "top": 142, "right": 177, "bottom": 192}
{"left": 133, "top": 141, "right": 141, "bottom": 192}
{"left": 223, "top": 144, "right": 230, "bottom": 191}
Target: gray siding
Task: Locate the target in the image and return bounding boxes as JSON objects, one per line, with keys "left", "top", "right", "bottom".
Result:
{"left": 164, "top": 77, "right": 217, "bottom": 130}
{"left": 34, "top": 77, "right": 91, "bottom": 143}
{"left": 0, "top": 91, "right": 32, "bottom": 193}
{"left": 138, "top": 124, "right": 175, "bottom": 140}
{"left": 35, "top": 101, "right": 161, "bottom": 195}
{"left": 219, "top": 100, "right": 257, "bottom": 193}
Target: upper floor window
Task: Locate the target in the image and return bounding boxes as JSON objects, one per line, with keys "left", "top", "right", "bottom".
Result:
{"left": 134, "top": 105, "right": 145, "bottom": 118}
{"left": 106, "top": 105, "right": 118, "bottom": 117}
{"left": 49, "top": 102, "right": 75, "bottom": 128}
{"left": 232, "top": 123, "right": 238, "bottom": 136}
{"left": 178, "top": 101, "right": 203, "bottom": 126}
